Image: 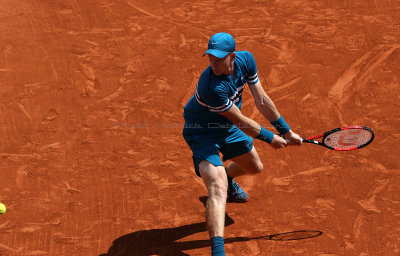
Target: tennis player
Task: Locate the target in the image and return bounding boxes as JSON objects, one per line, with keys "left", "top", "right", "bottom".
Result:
{"left": 182, "top": 32, "right": 302, "bottom": 255}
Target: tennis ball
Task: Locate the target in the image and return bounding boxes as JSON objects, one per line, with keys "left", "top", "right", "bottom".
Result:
{"left": 0, "top": 203, "right": 6, "bottom": 214}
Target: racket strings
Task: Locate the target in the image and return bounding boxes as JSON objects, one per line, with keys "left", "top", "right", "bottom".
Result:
{"left": 324, "top": 129, "right": 373, "bottom": 149}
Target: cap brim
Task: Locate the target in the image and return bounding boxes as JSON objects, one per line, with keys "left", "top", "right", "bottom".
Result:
{"left": 203, "top": 49, "right": 231, "bottom": 58}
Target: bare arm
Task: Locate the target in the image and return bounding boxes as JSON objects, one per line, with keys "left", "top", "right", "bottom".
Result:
{"left": 249, "top": 80, "right": 303, "bottom": 145}
{"left": 219, "top": 104, "right": 288, "bottom": 148}
{"left": 248, "top": 80, "right": 281, "bottom": 122}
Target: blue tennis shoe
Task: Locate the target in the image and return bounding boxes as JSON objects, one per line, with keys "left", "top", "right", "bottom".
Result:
{"left": 227, "top": 178, "right": 248, "bottom": 203}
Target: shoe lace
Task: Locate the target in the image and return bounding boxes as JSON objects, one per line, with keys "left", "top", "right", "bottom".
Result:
{"left": 230, "top": 181, "right": 240, "bottom": 191}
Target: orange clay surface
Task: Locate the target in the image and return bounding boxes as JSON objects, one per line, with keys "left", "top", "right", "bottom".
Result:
{"left": 0, "top": 1, "right": 400, "bottom": 255}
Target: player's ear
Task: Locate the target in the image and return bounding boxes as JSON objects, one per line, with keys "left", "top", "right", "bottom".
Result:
{"left": 229, "top": 52, "right": 236, "bottom": 63}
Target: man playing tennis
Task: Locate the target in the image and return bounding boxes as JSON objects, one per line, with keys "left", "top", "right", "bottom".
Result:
{"left": 182, "top": 32, "right": 302, "bottom": 256}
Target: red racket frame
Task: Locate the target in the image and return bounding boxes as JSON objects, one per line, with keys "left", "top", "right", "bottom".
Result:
{"left": 302, "top": 126, "right": 374, "bottom": 151}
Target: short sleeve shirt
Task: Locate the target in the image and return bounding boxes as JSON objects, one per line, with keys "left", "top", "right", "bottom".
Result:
{"left": 183, "top": 51, "right": 259, "bottom": 128}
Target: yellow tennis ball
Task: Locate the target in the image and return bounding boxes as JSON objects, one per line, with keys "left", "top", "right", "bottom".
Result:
{"left": 0, "top": 203, "right": 6, "bottom": 214}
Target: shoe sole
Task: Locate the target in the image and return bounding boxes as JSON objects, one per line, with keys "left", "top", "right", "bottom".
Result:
{"left": 227, "top": 197, "right": 248, "bottom": 203}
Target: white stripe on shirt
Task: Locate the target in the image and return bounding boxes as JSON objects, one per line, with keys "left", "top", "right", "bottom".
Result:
{"left": 195, "top": 82, "right": 245, "bottom": 112}
{"left": 248, "top": 73, "right": 258, "bottom": 84}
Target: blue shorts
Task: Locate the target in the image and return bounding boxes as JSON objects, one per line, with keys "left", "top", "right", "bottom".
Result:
{"left": 182, "top": 124, "right": 253, "bottom": 177}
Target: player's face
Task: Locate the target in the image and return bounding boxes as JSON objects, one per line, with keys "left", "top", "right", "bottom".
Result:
{"left": 208, "top": 53, "right": 235, "bottom": 76}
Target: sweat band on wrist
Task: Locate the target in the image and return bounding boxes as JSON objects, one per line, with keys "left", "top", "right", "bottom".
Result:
{"left": 255, "top": 127, "right": 274, "bottom": 143}
{"left": 270, "top": 116, "right": 291, "bottom": 135}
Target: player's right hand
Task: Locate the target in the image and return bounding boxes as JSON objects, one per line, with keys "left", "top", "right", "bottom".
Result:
{"left": 270, "top": 134, "right": 288, "bottom": 148}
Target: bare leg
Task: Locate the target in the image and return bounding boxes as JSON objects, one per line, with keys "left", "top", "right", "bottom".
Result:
{"left": 199, "top": 161, "right": 228, "bottom": 238}
{"left": 226, "top": 147, "right": 263, "bottom": 178}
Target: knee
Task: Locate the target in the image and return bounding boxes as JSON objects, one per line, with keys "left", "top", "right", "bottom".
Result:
{"left": 249, "top": 161, "right": 263, "bottom": 174}
{"left": 208, "top": 182, "right": 228, "bottom": 201}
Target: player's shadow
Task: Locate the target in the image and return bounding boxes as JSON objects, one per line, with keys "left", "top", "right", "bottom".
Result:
{"left": 99, "top": 197, "right": 323, "bottom": 256}
{"left": 99, "top": 196, "right": 229, "bottom": 256}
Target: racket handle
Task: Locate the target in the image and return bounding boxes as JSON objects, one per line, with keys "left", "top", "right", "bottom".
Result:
{"left": 302, "top": 139, "right": 319, "bottom": 145}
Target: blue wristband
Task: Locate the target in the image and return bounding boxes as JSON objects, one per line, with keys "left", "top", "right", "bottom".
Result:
{"left": 255, "top": 127, "right": 274, "bottom": 143}
{"left": 270, "top": 116, "right": 290, "bottom": 135}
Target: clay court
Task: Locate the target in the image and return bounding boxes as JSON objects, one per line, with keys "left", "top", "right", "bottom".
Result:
{"left": 0, "top": 0, "right": 399, "bottom": 255}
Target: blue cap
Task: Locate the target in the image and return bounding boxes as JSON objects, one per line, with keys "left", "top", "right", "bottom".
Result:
{"left": 203, "top": 32, "right": 235, "bottom": 58}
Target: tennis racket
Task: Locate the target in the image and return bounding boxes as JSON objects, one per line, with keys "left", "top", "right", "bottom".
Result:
{"left": 302, "top": 126, "right": 374, "bottom": 151}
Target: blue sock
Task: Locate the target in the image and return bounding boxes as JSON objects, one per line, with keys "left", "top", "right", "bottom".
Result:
{"left": 210, "top": 236, "right": 225, "bottom": 256}
{"left": 225, "top": 167, "right": 233, "bottom": 184}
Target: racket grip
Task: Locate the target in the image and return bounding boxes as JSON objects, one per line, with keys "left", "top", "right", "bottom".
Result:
{"left": 303, "top": 139, "right": 319, "bottom": 144}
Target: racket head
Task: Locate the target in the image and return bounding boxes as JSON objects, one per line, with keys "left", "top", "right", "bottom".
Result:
{"left": 322, "top": 126, "right": 374, "bottom": 151}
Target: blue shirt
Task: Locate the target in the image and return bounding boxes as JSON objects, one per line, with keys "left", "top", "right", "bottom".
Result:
{"left": 183, "top": 51, "right": 259, "bottom": 130}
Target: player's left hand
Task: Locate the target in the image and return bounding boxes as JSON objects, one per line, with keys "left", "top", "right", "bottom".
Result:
{"left": 283, "top": 130, "right": 303, "bottom": 146}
